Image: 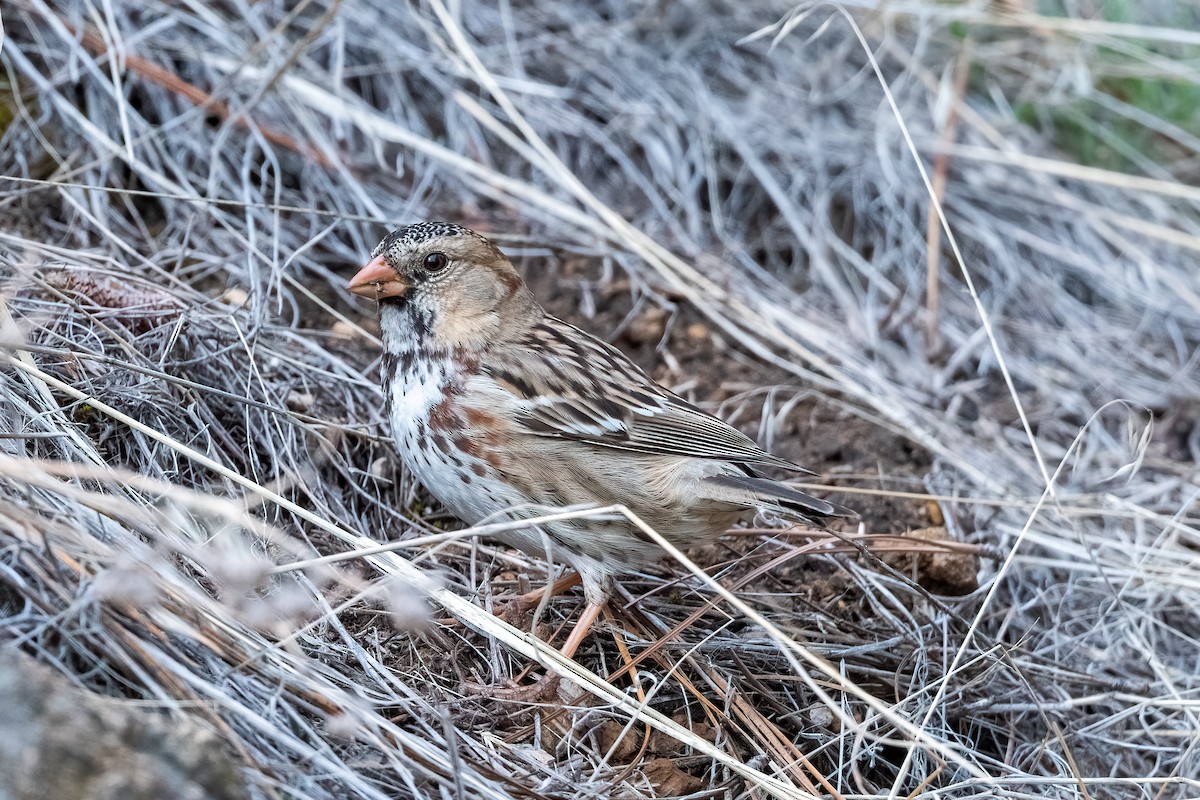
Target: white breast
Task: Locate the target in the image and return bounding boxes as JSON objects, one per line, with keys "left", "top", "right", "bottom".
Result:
{"left": 387, "top": 352, "right": 450, "bottom": 458}
{"left": 386, "top": 352, "right": 524, "bottom": 526}
{"left": 389, "top": 355, "right": 446, "bottom": 429}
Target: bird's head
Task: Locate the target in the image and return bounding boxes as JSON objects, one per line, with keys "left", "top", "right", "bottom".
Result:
{"left": 349, "top": 222, "right": 535, "bottom": 349}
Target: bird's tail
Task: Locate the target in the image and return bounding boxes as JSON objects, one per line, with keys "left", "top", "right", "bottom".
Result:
{"left": 702, "top": 473, "right": 855, "bottom": 525}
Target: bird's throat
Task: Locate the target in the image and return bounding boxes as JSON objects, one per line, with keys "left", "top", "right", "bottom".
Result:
{"left": 378, "top": 301, "right": 451, "bottom": 420}
{"left": 379, "top": 298, "right": 436, "bottom": 352}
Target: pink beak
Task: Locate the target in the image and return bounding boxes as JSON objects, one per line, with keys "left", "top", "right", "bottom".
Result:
{"left": 348, "top": 254, "right": 409, "bottom": 300}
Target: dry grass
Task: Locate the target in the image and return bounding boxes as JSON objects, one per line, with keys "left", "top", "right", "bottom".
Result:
{"left": 2, "top": 1, "right": 1199, "bottom": 798}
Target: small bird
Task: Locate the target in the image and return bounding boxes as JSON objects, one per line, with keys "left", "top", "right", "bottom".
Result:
{"left": 349, "top": 222, "right": 850, "bottom": 658}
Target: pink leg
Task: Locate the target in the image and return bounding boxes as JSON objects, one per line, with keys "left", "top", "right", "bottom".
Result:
{"left": 557, "top": 600, "right": 605, "bottom": 660}
{"left": 479, "top": 598, "right": 608, "bottom": 699}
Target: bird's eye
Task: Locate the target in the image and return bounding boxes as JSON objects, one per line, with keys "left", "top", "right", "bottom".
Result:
{"left": 423, "top": 252, "right": 449, "bottom": 273}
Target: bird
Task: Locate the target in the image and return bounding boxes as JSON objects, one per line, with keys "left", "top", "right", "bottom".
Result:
{"left": 348, "top": 222, "right": 851, "bottom": 660}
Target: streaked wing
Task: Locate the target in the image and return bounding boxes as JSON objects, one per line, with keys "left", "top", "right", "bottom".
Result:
{"left": 482, "top": 316, "right": 806, "bottom": 472}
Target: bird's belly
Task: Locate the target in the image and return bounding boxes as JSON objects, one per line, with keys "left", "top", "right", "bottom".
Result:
{"left": 395, "top": 428, "right": 520, "bottom": 523}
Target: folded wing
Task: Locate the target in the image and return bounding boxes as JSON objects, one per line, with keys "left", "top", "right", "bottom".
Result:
{"left": 484, "top": 316, "right": 810, "bottom": 472}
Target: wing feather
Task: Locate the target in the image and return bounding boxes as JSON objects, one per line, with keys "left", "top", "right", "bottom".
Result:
{"left": 482, "top": 316, "right": 808, "bottom": 472}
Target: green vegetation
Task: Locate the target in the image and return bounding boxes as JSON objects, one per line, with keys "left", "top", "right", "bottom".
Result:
{"left": 0, "top": 80, "right": 16, "bottom": 137}
{"left": 1016, "top": 74, "right": 1200, "bottom": 171}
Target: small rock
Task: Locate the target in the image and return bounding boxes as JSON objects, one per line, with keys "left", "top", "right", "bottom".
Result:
{"left": 330, "top": 320, "right": 358, "bottom": 339}
{"left": 885, "top": 526, "right": 979, "bottom": 595}
{"left": 286, "top": 390, "right": 315, "bottom": 412}
{"left": 220, "top": 287, "right": 249, "bottom": 308}
{"left": 623, "top": 306, "right": 668, "bottom": 345}
{"left": 595, "top": 720, "right": 640, "bottom": 762}
{"left": 647, "top": 712, "right": 716, "bottom": 756}
{"left": 807, "top": 704, "right": 835, "bottom": 728}
{"left": 911, "top": 527, "right": 979, "bottom": 593}
{"left": 644, "top": 757, "right": 703, "bottom": 796}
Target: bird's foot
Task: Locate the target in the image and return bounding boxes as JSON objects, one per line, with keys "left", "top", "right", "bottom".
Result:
{"left": 491, "top": 571, "right": 582, "bottom": 624}
{"left": 464, "top": 600, "right": 608, "bottom": 702}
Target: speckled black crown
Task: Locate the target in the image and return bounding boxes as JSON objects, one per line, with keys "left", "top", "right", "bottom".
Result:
{"left": 373, "top": 222, "right": 487, "bottom": 258}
